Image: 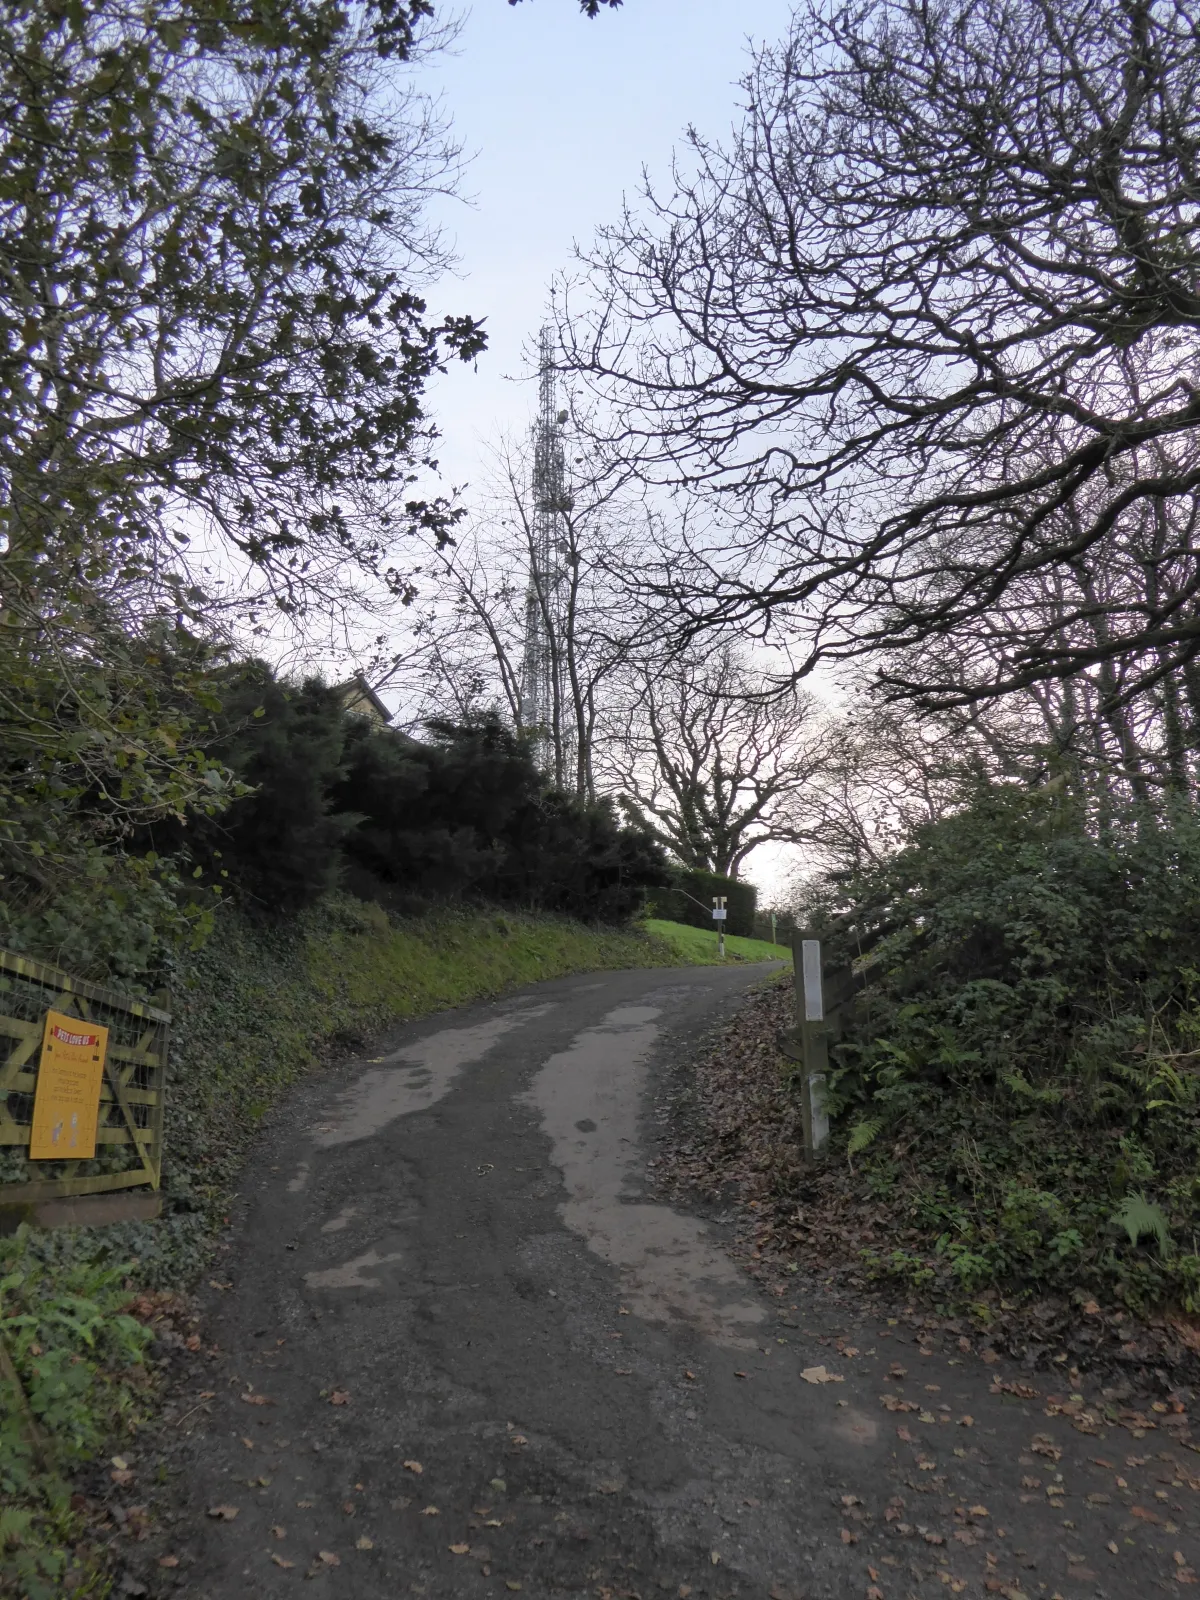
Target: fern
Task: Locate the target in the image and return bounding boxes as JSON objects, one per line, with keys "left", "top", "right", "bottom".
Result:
{"left": 1110, "top": 1193, "right": 1173, "bottom": 1255}
{"left": 1000, "top": 1071, "right": 1062, "bottom": 1105}
{"left": 847, "top": 1117, "right": 883, "bottom": 1157}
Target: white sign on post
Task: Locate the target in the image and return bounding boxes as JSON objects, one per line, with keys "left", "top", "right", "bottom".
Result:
{"left": 711, "top": 909, "right": 727, "bottom": 921}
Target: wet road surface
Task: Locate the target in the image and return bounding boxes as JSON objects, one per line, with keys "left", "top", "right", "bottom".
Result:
{"left": 142, "top": 963, "right": 1200, "bottom": 1599}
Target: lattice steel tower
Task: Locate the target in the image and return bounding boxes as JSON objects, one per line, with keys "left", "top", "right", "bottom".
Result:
{"left": 519, "top": 327, "right": 571, "bottom": 756}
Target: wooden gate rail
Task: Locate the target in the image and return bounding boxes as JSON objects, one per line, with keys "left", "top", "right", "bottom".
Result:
{"left": 0, "top": 949, "right": 170, "bottom": 1204}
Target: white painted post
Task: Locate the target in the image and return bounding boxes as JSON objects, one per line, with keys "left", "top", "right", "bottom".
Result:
{"left": 799, "top": 937, "right": 830, "bottom": 1160}
{"left": 712, "top": 897, "right": 727, "bottom": 960}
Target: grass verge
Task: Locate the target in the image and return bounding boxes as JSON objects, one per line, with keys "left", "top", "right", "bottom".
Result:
{"left": 644, "top": 917, "right": 789, "bottom": 965}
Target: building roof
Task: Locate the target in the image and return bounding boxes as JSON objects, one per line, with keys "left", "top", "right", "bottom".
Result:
{"left": 335, "top": 674, "right": 392, "bottom": 724}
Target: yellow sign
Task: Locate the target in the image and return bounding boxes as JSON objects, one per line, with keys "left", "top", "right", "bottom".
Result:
{"left": 29, "top": 1009, "right": 109, "bottom": 1160}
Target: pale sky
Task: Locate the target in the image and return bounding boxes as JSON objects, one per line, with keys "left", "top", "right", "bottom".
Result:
{"left": 409, "top": 0, "right": 800, "bottom": 904}
{"left": 421, "top": 0, "right": 795, "bottom": 491}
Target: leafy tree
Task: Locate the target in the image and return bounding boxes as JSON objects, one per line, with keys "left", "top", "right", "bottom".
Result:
{"left": 1, "top": 0, "right": 481, "bottom": 617}
{"left": 0, "top": 0, "right": 481, "bottom": 973}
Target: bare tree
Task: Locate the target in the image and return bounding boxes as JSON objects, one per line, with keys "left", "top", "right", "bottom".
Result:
{"left": 561, "top": 0, "right": 1200, "bottom": 710}
{"left": 601, "top": 646, "right": 825, "bottom": 877}
{"left": 398, "top": 432, "right": 649, "bottom": 797}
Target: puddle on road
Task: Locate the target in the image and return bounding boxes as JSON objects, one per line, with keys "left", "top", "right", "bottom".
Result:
{"left": 312, "top": 1004, "right": 555, "bottom": 1147}
{"left": 528, "top": 1003, "right": 765, "bottom": 1347}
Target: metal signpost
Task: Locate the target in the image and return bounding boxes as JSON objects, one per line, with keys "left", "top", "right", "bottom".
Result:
{"left": 711, "top": 896, "right": 727, "bottom": 960}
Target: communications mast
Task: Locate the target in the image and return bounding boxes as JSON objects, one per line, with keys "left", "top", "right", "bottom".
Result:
{"left": 519, "top": 327, "right": 571, "bottom": 774}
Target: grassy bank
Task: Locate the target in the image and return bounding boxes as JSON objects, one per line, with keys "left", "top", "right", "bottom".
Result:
{"left": 645, "top": 916, "right": 789, "bottom": 965}
{"left": 1, "top": 896, "right": 679, "bottom": 1596}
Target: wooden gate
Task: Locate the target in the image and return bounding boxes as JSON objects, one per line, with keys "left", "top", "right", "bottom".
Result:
{"left": 0, "top": 948, "right": 169, "bottom": 1208}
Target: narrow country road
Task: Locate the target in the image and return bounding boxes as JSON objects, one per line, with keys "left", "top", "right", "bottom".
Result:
{"left": 142, "top": 963, "right": 1200, "bottom": 1600}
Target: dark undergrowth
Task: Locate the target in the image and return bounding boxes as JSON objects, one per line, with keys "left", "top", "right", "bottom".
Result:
{"left": 658, "top": 894, "right": 1200, "bottom": 1394}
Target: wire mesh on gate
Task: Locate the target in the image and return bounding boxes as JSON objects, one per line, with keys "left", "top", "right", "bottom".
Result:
{"left": 0, "top": 948, "right": 169, "bottom": 1203}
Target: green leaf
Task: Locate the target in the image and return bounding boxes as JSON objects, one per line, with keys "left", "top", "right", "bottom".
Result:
{"left": 1110, "top": 1193, "right": 1173, "bottom": 1255}
{"left": 847, "top": 1117, "right": 882, "bottom": 1156}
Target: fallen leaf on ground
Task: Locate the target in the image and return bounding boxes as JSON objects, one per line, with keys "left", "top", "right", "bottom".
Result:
{"left": 329, "top": 1389, "right": 350, "bottom": 1405}
{"left": 111, "top": 1468, "right": 134, "bottom": 1486}
{"left": 157, "top": 1556, "right": 179, "bottom": 1569}
{"left": 241, "top": 1391, "right": 271, "bottom": 1406}
{"left": 801, "top": 1365, "right": 843, "bottom": 1384}
{"left": 207, "top": 1505, "right": 239, "bottom": 1521}
{"left": 420, "top": 1506, "right": 440, "bottom": 1516}
{"left": 506, "top": 1583, "right": 522, "bottom": 1592}
{"left": 449, "top": 1543, "right": 470, "bottom": 1555}
{"left": 315, "top": 1552, "right": 339, "bottom": 1567}
{"left": 355, "top": 1536, "right": 373, "bottom": 1550}
{"left": 271, "top": 1555, "right": 295, "bottom": 1569}
{"left": 270, "top": 1525, "right": 285, "bottom": 1540}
